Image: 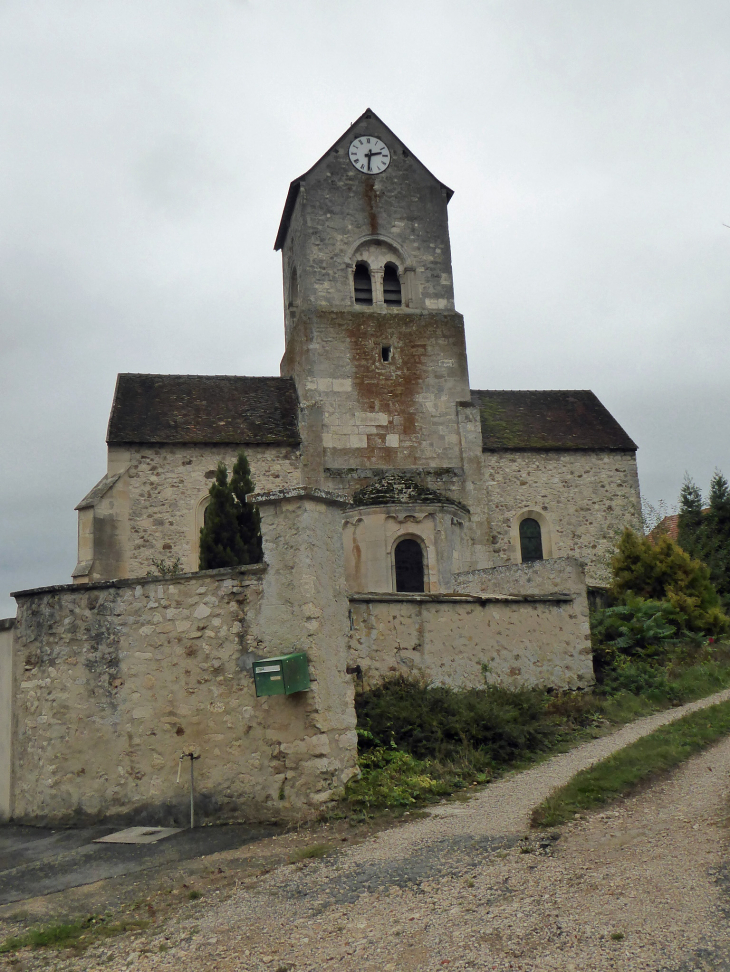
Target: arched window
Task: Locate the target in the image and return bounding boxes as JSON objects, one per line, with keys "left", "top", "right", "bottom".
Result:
{"left": 353, "top": 262, "right": 373, "bottom": 305}
{"left": 383, "top": 263, "right": 402, "bottom": 306}
{"left": 519, "top": 518, "right": 543, "bottom": 562}
{"left": 288, "top": 267, "right": 299, "bottom": 308}
{"left": 394, "top": 538, "right": 425, "bottom": 593}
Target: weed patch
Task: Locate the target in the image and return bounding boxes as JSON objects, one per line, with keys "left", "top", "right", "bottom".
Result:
{"left": 288, "top": 843, "right": 331, "bottom": 863}
{"left": 0, "top": 915, "right": 149, "bottom": 954}
{"left": 531, "top": 699, "right": 730, "bottom": 827}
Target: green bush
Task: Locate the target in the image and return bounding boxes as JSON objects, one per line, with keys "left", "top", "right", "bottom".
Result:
{"left": 591, "top": 598, "right": 678, "bottom": 655}
{"left": 353, "top": 675, "right": 603, "bottom": 781}
{"left": 610, "top": 529, "right": 728, "bottom": 637}
{"left": 599, "top": 658, "right": 679, "bottom": 702}
{"left": 345, "top": 746, "right": 453, "bottom": 810}
{"left": 355, "top": 675, "right": 567, "bottom": 768}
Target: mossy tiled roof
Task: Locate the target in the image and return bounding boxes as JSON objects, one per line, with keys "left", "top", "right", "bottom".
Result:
{"left": 107, "top": 374, "right": 300, "bottom": 445}
{"left": 352, "top": 474, "right": 469, "bottom": 513}
{"left": 471, "top": 390, "right": 637, "bottom": 451}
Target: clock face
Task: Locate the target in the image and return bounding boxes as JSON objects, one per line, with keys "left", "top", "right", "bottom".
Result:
{"left": 349, "top": 136, "right": 391, "bottom": 174}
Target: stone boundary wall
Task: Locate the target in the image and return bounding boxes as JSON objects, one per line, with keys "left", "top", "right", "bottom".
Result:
{"left": 12, "top": 544, "right": 356, "bottom": 824}
{"left": 0, "top": 618, "right": 14, "bottom": 821}
{"left": 348, "top": 559, "right": 593, "bottom": 690}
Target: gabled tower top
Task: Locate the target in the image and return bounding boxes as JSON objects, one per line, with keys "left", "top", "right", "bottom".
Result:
{"left": 276, "top": 109, "right": 456, "bottom": 338}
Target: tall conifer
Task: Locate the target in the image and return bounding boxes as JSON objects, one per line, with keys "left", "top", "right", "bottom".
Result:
{"left": 199, "top": 462, "right": 247, "bottom": 569}
{"left": 198, "top": 454, "right": 263, "bottom": 570}
{"left": 677, "top": 475, "right": 704, "bottom": 558}
{"left": 230, "top": 451, "right": 263, "bottom": 565}
{"left": 705, "top": 471, "right": 730, "bottom": 609}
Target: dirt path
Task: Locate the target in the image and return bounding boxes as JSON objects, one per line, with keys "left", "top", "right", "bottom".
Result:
{"left": 5, "top": 687, "right": 730, "bottom": 971}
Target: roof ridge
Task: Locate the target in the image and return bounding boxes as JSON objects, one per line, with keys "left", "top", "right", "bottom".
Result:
{"left": 471, "top": 388, "right": 594, "bottom": 394}
{"left": 116, "top": 373, "right": 288, "bottom": 381}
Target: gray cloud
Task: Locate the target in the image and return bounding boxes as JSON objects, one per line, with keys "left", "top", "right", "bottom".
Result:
{"left": 2, "top": 0, "right": 729, "bottom": 614}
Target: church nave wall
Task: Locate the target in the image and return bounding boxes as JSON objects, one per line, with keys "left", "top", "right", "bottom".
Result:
{"left": 483, "top": 450, "right": 642, "bottom": 587}
{"left": 119, "top": 443, "right": 301, "bottom": 578}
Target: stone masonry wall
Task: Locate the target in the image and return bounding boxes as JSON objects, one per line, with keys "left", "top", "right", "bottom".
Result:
{"left": 282, "top": 309, "right": 471, "bottom": 480}
{"left": 0, "top": 618, "right": 14, "bottom": 821}
{"left": 11, "top": 565, "right": 355, "bottom": 826}
{"left": 483, "top": 450, "right": 642, "bottom": 587}
{"left": 107, "top": 443, "right": 301, "bottom": 577}
{"left": 348, "top": 590, "right": 593, "bottom": 691}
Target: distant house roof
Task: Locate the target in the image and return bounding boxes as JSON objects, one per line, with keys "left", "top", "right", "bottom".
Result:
{"left": 351, "top": 474, "right": 469, "bottom": 513}
{"left": 471, "top": 390, "right": 637, "bottom": 452}
{"left": 107, "top": 374, "right": 300, "bottom": 446}
{"left": 648, "top": 509, "right": 709, "bottom": 544}
{"left": 649, "top": 513, "right": 680, "bottom": 542}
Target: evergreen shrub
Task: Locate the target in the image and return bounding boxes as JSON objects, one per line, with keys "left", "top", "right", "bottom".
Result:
{"left": 198, "top": 452, "right": 262, "bottom": 570}
{"left": 354, "top": 675, "right": 593, "bottom": 769}
{"left": 609, "top": 528, "right": 728, "bottom": 637}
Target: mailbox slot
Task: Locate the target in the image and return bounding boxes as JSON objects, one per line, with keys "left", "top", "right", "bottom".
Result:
{"left": 253, "top": 652, "right": 311, "bottom": 698}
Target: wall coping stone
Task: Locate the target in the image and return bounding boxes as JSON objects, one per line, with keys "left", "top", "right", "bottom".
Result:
{"left": 248, "top": 485, "right": 350, "bottom": 506}
{"left": 347, "top": 592, "right": 573, "bottom": 604}
{"left": 11, "top": 564, "right": 266, "bottom": 600}
{"left": 0, "top": 617, "right": 15, "bottom": 630}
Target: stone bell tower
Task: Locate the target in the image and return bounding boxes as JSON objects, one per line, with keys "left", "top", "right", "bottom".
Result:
{"left": 276, "top": 109, "right": 477, "bottom": 497}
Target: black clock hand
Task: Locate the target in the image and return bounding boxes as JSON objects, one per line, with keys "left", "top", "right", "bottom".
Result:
{"left": 365, "top": 149, "right": 383, "bottom": 171}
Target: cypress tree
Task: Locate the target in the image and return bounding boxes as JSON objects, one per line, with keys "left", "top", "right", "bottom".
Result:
{"left": 677, "top": 475, "right": 704, "bottom": 559}
{"left": 230, "top": 451, "right": 263, "bottom": 565}
{"left": 198, "top": 462, "right": 247, "bottom": 570}
{"left": 198, "top": 453, "right": 263, "bottom": 571}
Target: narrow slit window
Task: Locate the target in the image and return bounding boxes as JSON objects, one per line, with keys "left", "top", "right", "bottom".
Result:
{"left": 353, "top": 262, "right": 373, "bottom": 305}
{"left": 383, "top": 263, "right": 402, "bottom": 306}
{"left": 519, "top": 518, "right": 544, "bottom": 562}
{"left": 381, "top": 345, "right": 392, "bottom": 362}
{"left": 394, "top": 538, "right": 425, "bottom": 593}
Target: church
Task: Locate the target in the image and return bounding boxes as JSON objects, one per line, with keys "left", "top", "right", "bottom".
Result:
{"left": 73, "top": 109, "right": 641, "bottom": 596}
{"left": 0, "top": 111, "right": 643, "bottom": 826}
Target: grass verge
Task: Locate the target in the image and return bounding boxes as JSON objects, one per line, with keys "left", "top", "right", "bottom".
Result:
{"left": 531, "top": 699, "right": 730, "bottom": 828}
{"left": 0, "top": 915, "right": 149, "bottom": 954}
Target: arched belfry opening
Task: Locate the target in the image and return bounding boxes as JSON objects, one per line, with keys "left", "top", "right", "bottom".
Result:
{"left": 353, "top": 262, "right": 373, "bottom": 305}
{"left": 394, "top": 538, "right": 425, "bottom": 593}
{"left": 383, "top": 263, "right": 402, "bottom": 306}
{"left": 519, "top": 518, "right": 544, "bottom": 562}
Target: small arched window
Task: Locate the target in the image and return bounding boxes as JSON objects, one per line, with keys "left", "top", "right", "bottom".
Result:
{"left": 383, "top": 263, "right": 402, "bottom": 306}
{"left": 353, "top": 262, "right": 373, "bottom": 305}
{"left": 288, "top": 267, "right": 299, "bottom": 308}
{"left": 519, "top": 518, "right": 544, "bottom": 562}
{"left": 394, "top": 538, "right": 425, "bottom": 593}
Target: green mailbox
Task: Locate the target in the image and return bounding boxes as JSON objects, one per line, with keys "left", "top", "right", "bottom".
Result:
{"left": 252, "top": 652, "right": 311, "bottom": 698}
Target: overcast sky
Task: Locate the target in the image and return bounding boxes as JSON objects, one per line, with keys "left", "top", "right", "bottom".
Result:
{"left": 1, "top": 0, "right": 729, "bottom": 616}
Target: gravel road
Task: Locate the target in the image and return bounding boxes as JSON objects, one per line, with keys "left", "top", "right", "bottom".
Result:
{"left": 4, "top": 687, "right": 730, "bottom": 972}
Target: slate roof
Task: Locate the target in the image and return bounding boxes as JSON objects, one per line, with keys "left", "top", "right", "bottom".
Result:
{"left": 471, "top": 390, "right": 637, "bottom": 452}
{"left": 351, "top": 474, "right": 469, "bottom": 513}
{"left": 107, "top": 374, "right": 300, "bottom": 446}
